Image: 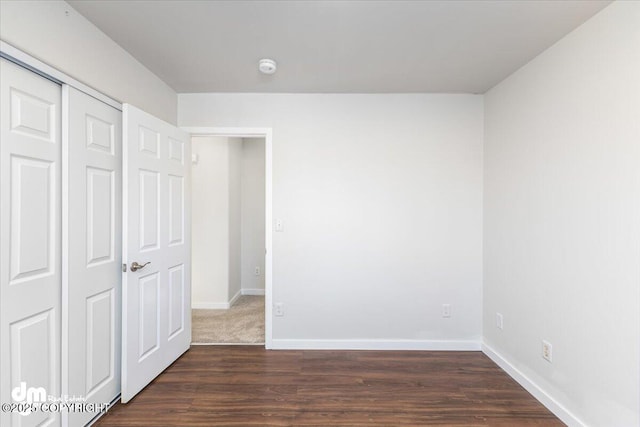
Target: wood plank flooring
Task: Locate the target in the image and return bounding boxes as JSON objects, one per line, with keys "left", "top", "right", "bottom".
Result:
{"left": 95, "top": 346, "right": 563, "bottom": 426}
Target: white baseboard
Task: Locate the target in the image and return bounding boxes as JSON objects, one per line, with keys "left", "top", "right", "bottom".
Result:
{"left": 192, "top": 302, "right": 229, "bottom": 309}
{"left": 482, "top": 343, "right": 584, "bottom": 427}
{"left": 241, "top": 288, "right": 265, "bottom": 296}
{"left": 229, "top": 289, "right": 241, "bottom": 306}
{"left": 191, "top": 342, "right": 265, "bottom": 346}
{"left": 192, "top": 290, "right": 242, "bottom": 310}
{"left": 271, "top": 339, "right": 481, "bottom": 351}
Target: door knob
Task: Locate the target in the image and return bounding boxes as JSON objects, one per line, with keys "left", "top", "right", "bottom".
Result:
{"left": 130, "top": 261, "right": 151, "bottom": 272}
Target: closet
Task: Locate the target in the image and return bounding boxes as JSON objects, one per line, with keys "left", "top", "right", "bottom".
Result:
{"left": 0, "top": 52, "right": 192, "bottom": 426}
{"left": 0, "top": 58, "right": 122, "bottom": 427}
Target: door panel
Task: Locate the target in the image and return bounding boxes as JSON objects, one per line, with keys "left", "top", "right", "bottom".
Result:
{"left": 64, "top": 86, "right": 122, "bottom": 426}
{"left": 167, "top": 265, "right": 185, "bottom": 339}
{"left": 138, "top": 272, "right": 160, "bottom": 360}
{"left": 10, "top": 156, "right": 54, "bottom": 281}
{"left": 9, "top": 88, "right": 56, "bottom": 142}
{"left": 1, "top": 58, "right": 61, "bottom": 427}
{"left": 139, "top": 170, "right": 160, "bottom": 251}
{"left": 168, "top": 175, "right": 184, "bottom": 245}
{"left": 86, "top": 167, "right": 114, "bottom": 265}
{"left": 122, "top": 104, "right": 191, "bottom": 403}
{"left": 85, "top": 289, "right": 114, "bottom": 394}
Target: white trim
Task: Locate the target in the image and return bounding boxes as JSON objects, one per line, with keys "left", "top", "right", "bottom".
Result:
{"left": 192, "top": 289, "right": 241, "bottom": 310}
{"left": 60, "top": 84, "right": 71, "bottom": 427}
{"left": 191, "top": 342, "right": 265, "bottom": 346}
{"left": 1, "top": 41, "right": 122, "bottom": 111}
{"left": 482, "top": 343, "right": 585, "bottom": 427}
{"left": 241, "top": 288, "right": 265, "bottom": 296}
{"left": 183, "top": 127, "right": 273, "bottom": 139}
{"left": 271, "top": 339, "right": 481, "bottom": 351}
{"left": 192, "top": 302, "right": 229, "bottom": 309}
{"left": 228, "top": 289, "right": 241, "bottom": 307}
{"left": 182, "top": 127, "right": 273, "bottom": 350}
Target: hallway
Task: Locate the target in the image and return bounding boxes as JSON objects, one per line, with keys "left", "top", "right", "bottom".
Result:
{"left": 192, "top": 296, "right": 265, "bottom": 344}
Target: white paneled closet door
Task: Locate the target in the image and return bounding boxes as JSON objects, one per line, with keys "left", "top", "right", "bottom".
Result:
{"left": 63, "top": 86, "right": 122, "bottom": 427}
{"left": 0, "top": 58, "right": 62, "bottom": 426}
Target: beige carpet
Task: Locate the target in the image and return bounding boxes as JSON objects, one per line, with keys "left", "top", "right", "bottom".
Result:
{"left": 192, "top": 296, "right": 265, "bottom": 344}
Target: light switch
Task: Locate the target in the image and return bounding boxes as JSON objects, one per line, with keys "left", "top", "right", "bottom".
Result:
{"left": 274, "top": 303, "right": 284, "bottom": 316}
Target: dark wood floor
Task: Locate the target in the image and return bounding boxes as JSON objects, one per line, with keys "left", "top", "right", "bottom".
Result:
{"left": 95, "top": 346, "right": 563, "bottom": 426}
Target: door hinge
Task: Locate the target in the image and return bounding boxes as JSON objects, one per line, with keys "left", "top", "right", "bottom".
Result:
{"left": 122, "top": 263, "right": 127, "bottom": 272}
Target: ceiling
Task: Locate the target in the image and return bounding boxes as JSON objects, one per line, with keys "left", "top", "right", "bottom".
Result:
{"left": 68, "top": 0, "right": 611, "bottom": 94}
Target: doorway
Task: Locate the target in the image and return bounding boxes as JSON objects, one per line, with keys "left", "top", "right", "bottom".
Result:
{"left": 186, "top": 129, "right": 272, "bottom": 346}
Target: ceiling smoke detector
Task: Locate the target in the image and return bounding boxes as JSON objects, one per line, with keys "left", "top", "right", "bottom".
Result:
{"left": 258, "top": 58, "right": 277, "bottom": 75}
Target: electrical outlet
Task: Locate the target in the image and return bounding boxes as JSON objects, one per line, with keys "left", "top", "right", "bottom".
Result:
{"left": 275, "top": 219, "right": 284, "bottom": 232}
{"left": 254, "top": 266, "right": 261, "bottom": 276}
{"left": 442, "top": 304, "right": 451, "bottom": 318}
{"left": 274, "top": 303, "right": 284, "bottom": 317}
{"left": 542, "top": 340, "right": 552, "bottom": 363}
{"left": 496, "top": 312, "right": 503, "bottom": 330}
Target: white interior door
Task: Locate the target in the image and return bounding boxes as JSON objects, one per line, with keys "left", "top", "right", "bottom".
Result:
{"left": 121, "top": 104, "right": 191, "bottom": 403}
{"left": 63, "top": 86, "right": 122, "bottom": 426}
{"left": 0, "top": 58, "right": 61, "bottom": 426}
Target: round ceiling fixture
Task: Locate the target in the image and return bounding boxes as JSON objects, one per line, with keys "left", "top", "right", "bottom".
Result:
{"left": 258, "top": 58, "right": 277, "bottom": 75}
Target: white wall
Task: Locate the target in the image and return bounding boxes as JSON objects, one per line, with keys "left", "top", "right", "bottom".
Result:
{"left": 241, "top": 138, "right": 266, "bottom": 294}
{"left": 192, "top": 137, "right": 230, "bottom": 307}
{"left": 228, "top": 139, "right": 242, "bottom": 301}
{"left": 0, "top": 0, "right": 177, "bottom": 123}
{"left": 192, "top": 136, "right": 265, "bottom": 305}
{"left": 191, "top": 136, "right": 244, "bottom": 308}
{"left": 483, "top": 2, "right": 640, "bottom": 426}
{"left": 179, "top": 94, "right": 483, "bottom": 347}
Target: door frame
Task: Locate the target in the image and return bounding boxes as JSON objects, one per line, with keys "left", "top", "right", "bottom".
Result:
{"left": 183, "top": 127, "right": 273, "bottom": 349}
